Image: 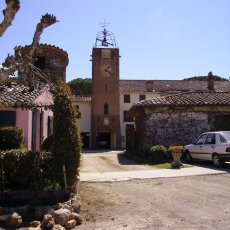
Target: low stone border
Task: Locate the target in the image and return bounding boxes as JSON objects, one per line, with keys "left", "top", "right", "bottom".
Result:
{"left": 0, "top": 192, "right": 82, "bottom": 229}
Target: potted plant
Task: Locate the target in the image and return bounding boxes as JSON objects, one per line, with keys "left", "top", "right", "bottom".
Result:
{"left": 168, "top": 146, "right": 184, "bottom": 168}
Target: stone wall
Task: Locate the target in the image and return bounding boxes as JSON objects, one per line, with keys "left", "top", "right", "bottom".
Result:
{"left": 18, "top": 44, "right": 69, "bottom": 84}
{"left": 144, "top": 110, "right": 212, "bottom": 148}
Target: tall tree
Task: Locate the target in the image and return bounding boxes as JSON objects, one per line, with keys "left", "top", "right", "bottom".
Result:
{"left": 0, "top": 0, "right": 20, "bottom": 37}
{"left": 67, "top": 78, "right": 92, "bottom": 96}
{"left": 52, "top": 81, "right": 82, "bottom": 187}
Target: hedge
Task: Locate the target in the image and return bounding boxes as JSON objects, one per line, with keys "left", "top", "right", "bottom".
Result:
{"left": 0, "top": 126, "right": 24, "bottom": 150}
{"left": 0, "top": 149, "right": 54, "bottom": 190}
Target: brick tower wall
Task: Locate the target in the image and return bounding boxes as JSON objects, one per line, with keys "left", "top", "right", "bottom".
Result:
{"left": 91, "top": 48, "right": 121, "bottom": 149}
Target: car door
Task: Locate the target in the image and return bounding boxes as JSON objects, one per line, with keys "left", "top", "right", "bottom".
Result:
{"left": 191, "top": 133, "right": 208, "bottom": 160}
{"left": 203, "top": 133, "right": 216, "bottom": 161}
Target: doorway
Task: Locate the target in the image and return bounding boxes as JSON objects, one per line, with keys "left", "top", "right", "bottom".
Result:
{"left": 97, "top": 132, "right": 111, "bottom": 149}
{"left": 215, "top": 115, "right": 230, "bottom": 131}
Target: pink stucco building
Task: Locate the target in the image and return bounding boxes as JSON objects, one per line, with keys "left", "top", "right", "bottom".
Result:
{"left": 0, "top": 82, "right": 53, "bottom": 152}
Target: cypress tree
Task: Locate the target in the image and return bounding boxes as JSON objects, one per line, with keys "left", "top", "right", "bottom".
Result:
{"left": 52, "top": 81, "right": 81, "bottom": 187}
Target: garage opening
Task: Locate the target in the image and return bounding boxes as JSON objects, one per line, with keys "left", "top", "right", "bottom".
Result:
{"left": 97, "top": 132, "right": 111, "bottom": 149}
{"left": 215, "top": 115, "right": 230, "bottom": 131}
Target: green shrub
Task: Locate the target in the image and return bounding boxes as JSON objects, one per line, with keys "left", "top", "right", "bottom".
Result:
{"left": 41, "top": 135, "right": 53, "bottom": 151}
{"left": 0, "top": 149, "right": 54, "bottom": 189}
{"left": 0, "top": 126, "right": 24, "bottom": 150}
{"left": 149, "top": 145, "right": 167, "bottom": 163}
{"left": 52, "top": 81, "right": 82, "bottom": 188}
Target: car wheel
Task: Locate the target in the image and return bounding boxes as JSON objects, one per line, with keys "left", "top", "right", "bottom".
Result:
{"left": 184, "top": 150, "right": 192, "bottom": 163}
{"left": 213, "top": 154, "right": 223, "bottom": 167}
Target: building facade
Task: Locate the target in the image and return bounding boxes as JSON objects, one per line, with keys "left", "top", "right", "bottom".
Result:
{"left": 0, "top": 82, "right": 53, "bottom": 152}
{"left": 0, "top": 44, "right": 69, "bottom": 151}
{"left": 73, "top": 29, "right": 230, "bottom": 150}
{"left": 129, "top": 91, "right": 230, "bottom": 150}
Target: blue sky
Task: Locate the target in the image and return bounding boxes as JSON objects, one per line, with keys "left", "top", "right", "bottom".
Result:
{"left": 0, "top": 0, "right": 229, "bottom": 82}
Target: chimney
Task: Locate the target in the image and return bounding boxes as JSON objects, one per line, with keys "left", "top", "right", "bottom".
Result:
{"left": 146, "top": 80, "right": 154, "bottom": 92}
{"left": 207, "top": 71, "right": 214, "bottom": 91}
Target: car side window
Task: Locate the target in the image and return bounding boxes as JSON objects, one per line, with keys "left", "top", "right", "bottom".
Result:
{"left": 195, "top": 134, "right": 207, "bottom": 145}
{"left": 220, "top": 134, "right": 227, "bottom": 143}
{"left": 205, "top": 133, "right": 215, "bottom": 144}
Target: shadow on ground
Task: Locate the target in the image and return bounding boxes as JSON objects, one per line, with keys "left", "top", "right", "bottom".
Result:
{"left": 116, "top": 153, "right": 142, "bottom": 165}
{"left": 181, "top": 159, "right": 230, "bottom": 173}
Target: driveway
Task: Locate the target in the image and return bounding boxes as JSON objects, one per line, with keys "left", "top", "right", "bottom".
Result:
{"left": 80, "top": 150, "right": 229, "bottom": 182}
{"left": 80, "top": 150, "right": 153, "bottom": 173}
{"left": 78, "top": 174, "right": 230, "bottom": 230}
{"left": 78, "top": 151, "right": 230, "bottom": 229}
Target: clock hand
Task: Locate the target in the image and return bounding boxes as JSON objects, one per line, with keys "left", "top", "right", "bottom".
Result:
{"left": 105, "top": 66, "right": 110, "bottom": 72}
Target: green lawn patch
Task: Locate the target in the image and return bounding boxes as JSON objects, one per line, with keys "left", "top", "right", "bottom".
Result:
{"left": 151, "top": 163, "right": 192, "bottom": 169}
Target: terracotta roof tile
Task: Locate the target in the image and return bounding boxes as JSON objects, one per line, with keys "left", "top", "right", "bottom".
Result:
{"left": 119, "top": 80, "right": 230, "bottom": 93}
{"left": 132, "top": 91, "right": 230, "bottom": 109}
{"left": 0, "top": 82, "right": 50, "bottom": 107}
{"left": 74, "top": 96, "right": 92, "bottom": 102}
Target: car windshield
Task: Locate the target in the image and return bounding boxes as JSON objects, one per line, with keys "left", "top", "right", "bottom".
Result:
{"left": 222, "top": 132, "right": 230, "bottom": 141}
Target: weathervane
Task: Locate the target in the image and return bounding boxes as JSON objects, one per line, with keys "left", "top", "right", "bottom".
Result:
{"left": 95, "top": 21, "right": 116, "bottom": 48}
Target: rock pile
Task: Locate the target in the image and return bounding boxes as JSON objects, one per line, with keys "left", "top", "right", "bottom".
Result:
{"left": 0, "top": 193, "right": 83, "bottom": 229}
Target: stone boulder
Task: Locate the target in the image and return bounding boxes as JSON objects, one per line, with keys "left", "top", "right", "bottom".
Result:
{"left": 6, "top": 212, "right": 22, "bottom": 228}
{"left": 69, "top": 212, "right": 83, "bottom": 225}
{"left": 65, "top": 219, "right": 76, "bottom": 229}
{"left": 52, "top": 209, "right": 70, "bottom": 226}
{"left": 43, "top": 214, "right": 53, "bottom": 224}
{"left": 29, "top": 220, "right": 41, "bottom": 227}
{"left": 52, "top": 224, "right": 66, "bottom": 230}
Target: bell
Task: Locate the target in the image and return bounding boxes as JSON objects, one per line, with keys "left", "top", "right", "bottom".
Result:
{"left": 102, "top": 38, "right": 108, "bottom": 47}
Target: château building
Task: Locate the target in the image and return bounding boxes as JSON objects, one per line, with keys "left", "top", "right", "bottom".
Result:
{"left": 73, "top": 27, "right": 230, "bottom": 149}
{"left": 5, "top": 29, "right": 229, "bottom": 151}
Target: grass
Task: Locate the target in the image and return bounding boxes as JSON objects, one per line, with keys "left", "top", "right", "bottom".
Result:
{"left": 151, "top": 162, "right": 192, "bottom": 169}
{"left": 124, "top": 151, "right": 192, "bottom": 169}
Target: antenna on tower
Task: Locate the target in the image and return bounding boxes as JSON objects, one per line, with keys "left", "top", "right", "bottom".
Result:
{"left": 95, "top": 21, "right": 116, "bottom": 48}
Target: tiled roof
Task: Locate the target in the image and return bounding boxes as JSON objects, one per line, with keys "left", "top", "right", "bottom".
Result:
{"left": 0, "top": 82, "right": 50, "bottom": 108}
{"left": 74, "top": 96, "right": 92, "bottom": 102}
{"left": 131, "top": 91, "right": 230, "bottom": 110}
{"left": 119, "top": 80, "right": 230, "bottom": 93}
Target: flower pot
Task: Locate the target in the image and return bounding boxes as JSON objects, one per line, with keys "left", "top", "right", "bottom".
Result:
{"left": 171, "top": 152, "right": 182, "bottom": 168}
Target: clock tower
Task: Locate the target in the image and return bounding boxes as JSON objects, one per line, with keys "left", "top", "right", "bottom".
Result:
{"left": 90, "top": 25, "right": 121, "bottom": 149}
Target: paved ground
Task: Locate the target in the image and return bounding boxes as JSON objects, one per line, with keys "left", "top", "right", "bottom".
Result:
{"left": 77, "top": 151, "right": 230, "bottom": 229}
{"left": 79, "top": 174, "right": 230, "bottom": 230}
{"left": 80, "top": 150, "right": 153, "bottom": 173}
{"left": 80, "top": 150, "right": 229, "bottom": 182}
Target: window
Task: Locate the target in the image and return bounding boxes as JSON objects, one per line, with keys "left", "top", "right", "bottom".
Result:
{"left": 123, "top": 111, "right": 133, "bottom": 122}
{"left": 124, "top": 94, "right": 130, "bottom": 103}
{"left": 34, "top": 56, "right": 45, "bottom": 70}
{"left": 139, "top": 94, "right": 146, "bottom": 101}
{"left": 0, "top": 111, "right": 16, "bottom": 127}
{"left": 195, "top": 134, "right": 207, "bottom": 145}
{"left": 220, "top": 134, "right": 227, "bottom": 143}
{"left": 205, "top": 133, "right": 215, "bottom": 144}
{"left": 104, "top": 103, "right": 109, "bottom": 115}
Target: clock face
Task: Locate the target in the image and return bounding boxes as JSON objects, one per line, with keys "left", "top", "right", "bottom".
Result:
{"left": 102, "top": 58, "right": 113, "bottom": 77}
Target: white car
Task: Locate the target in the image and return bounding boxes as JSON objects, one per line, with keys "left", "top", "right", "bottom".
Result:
{"left": 183, "top": 131, "right": 230, "bottom": 167}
